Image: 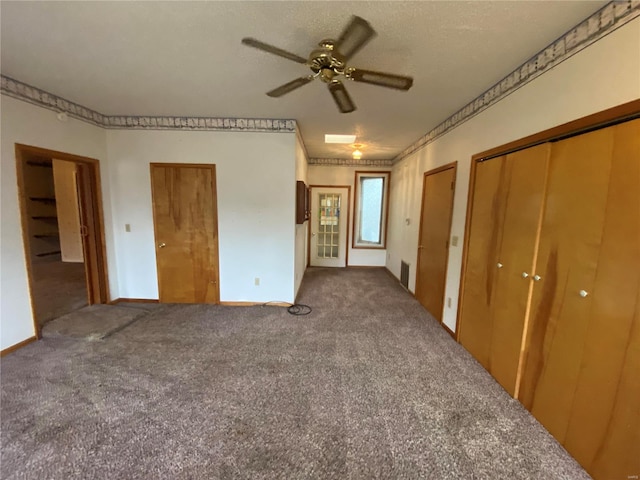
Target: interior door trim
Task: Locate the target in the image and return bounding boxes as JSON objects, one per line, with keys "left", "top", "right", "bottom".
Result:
{"left": 15, "top": 143, "right": 110, "bottom": 338}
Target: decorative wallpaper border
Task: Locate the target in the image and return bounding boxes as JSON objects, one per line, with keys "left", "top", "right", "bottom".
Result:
{"left": 2, "top": 1, "right": 637, "bottom": 149}
{"left": 0, "top": 75, "right": 296, "bottom": 133}
{"left": 308, "top": 158, "right": 393, "bottom": 167}
{"left": 392, "top": 0, "right": 640, "bottom": 164}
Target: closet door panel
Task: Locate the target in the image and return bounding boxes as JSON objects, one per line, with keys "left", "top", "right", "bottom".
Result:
{"left": 458, "top": 156, "right": 507, "bottom": 368}
{"left": 489, "top": 144, "right": 550, "bottom": 397}
{"left": 519, "top": 127, "right": 614, "bottom": 442}
{"left": 563, "top": 119, "right": 640, "bottom": 478}
{"left": 590, "top": 301, "right": 640, "bottom": 480}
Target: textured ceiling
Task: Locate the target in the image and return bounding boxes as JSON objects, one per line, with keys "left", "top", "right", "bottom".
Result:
{"left": 0, "top": 1, "right": 608, "bottom": 160}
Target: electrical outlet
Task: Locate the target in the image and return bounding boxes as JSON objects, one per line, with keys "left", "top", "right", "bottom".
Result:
{"left": 451, "top": 235, "right": 459, "bottom": 247}
{"left": 447, "top": 297, "right": 452, "bottom": 308}
{"left": 254, "top": 277, "right": 260, "bottom": 286}
{"left": 125, "top": 224, "right": 131, "bottom": 232}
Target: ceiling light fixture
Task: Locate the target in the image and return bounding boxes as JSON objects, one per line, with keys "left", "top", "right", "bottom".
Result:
{"left": 352, "top": 149, "right": 363, "bottom": 160}
{"left": 325, "top": 134, "right": 356, "bottom": 144}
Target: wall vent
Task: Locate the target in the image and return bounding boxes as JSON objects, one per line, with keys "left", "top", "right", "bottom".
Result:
{"left": 400, "top": 261, "right": 410, "bottom": 290}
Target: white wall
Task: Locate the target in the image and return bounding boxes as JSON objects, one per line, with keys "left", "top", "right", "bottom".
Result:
{"left": 387, "top": 18, "right": 640, "bottom": 332}
{"left": 308, "top": 165, "right": 391, "bottom": 266}
{"left": 0, "top": 96, "right": 110, "bottom": 350}
{"left": 294, "top": 130, "right": 308, "bottom": 298}
{"left": 106, "top": 129, "right": 297, "bottom": 304}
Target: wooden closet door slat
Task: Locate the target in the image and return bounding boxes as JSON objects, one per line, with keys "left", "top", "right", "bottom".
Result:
{"left": 489, "top": 143, "right": 550, "bottom": 397}
{"left": 458, "top": 156, "right": 508, "bottom": 369}
{"left": 563, "top": 118, "right": 640, "bottom": 479}
{"left": 519, "top": 127, "right": 614, "bottom": 442}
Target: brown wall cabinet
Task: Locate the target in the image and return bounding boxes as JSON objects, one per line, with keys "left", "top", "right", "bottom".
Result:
{"left": 296, "top": 180, "right": 309, "bottom": 224}
{"left": 458, "top": 117, "right": 640, "bottom": 480}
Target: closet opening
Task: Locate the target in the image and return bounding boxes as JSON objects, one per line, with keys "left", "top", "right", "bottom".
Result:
{"left": 15, "top": 144, "right": 109, "bottom": 337}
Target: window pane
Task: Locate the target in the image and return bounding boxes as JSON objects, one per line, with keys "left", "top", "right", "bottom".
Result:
{"left": 359, "top": 177, "right": 383, "bottom": 244}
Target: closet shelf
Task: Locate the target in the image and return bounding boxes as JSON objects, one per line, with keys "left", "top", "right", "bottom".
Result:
{"left": 33, "top": 233, "right": 60, "bottom": 239}
{"left": 36, "top": 251, "right": 61, "bottom": 257}
{"left": 29, "top": 197, "right": 56, "bottom": 204}
{"left": 26, "top": 160, "right": 53, "bottom": 168}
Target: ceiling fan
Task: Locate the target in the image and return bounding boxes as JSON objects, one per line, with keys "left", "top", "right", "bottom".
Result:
{"left": 241, "top": 16, "right": 413, "bottom": 113}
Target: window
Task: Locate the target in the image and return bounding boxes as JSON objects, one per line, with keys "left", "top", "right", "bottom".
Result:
{"left": 353, "top": 171, "right": 390, "bottom": 249}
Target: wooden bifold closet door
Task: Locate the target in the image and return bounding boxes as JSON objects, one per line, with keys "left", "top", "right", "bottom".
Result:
{"left": 458, "top": 143, "right": 550, "bottom": 396}
{"left": 520, "top": 119, "right": 640, "bottom": 479}
{"left": 458, "top": 117, "right": 640, "bottom": 480}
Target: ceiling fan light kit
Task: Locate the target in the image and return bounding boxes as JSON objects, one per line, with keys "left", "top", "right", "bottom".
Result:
{"left": 242, "top": 15, "right": 413, "bottom": 113}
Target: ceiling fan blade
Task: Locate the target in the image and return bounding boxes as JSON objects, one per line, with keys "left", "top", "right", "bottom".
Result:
{"left": 335, "top": 16, "right": 377, "bottom": 60}
{"left": 348, "top": 68, "right": 413, "bottom": 90}
{"left": 242, "top": 37, "right": 307, "bottom": 64}
{"left": 328, "top": 81, "right": 356, "bottom": 113}
{"left": 266, "top": 76, "right": 315, "bottom": 97}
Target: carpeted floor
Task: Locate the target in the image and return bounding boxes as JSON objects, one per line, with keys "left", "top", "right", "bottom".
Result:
{"left": 0, "top": 267, "right": 590, "bottom": 479}
{"left": 30, "top": 256, "right": 88, "bottom": 328}
{"left": 41, "top": 304, "right": 165, "bottom": 341}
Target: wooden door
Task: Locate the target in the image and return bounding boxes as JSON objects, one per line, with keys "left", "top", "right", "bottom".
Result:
{"left": 458, "top": 156, "right": 507, "bottom": 369}
{"left": 76, "top": 163, "right": 107, "bottom": 304}
{"left": 489, "top": 144, "right": 550, "bottom": 396}
{"left": 519, "top": 127, "right": 615, "bottom": 443}
{"left": 52, "top": 159, "right": 83, "bottom": 262}
{"left": 561, "top": 119, "right": 640, "bottom": 479}
{"left": 415, "top": 164, "right": 456, "bottom": 321}
{"left": 150, "top": 164, "right": 219, "bottom": 303}
{"left": 310, "top": 187, "right": 349, "bottom": 267}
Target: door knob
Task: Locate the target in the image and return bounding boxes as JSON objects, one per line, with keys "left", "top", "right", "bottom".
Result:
{"left": 497, "top": 262, "right": 503, "bottom": 269}
{"left": 579, "top": 290, "right": 588, "bottom": 297}
{"left": 533, "top": 275, "right": 541, "bottom": 281}
{"left": 522, "top": 272, "right": 529, "bottom": 279}
{"left": 158, "top": 242, "right": 166, "bottom": 248}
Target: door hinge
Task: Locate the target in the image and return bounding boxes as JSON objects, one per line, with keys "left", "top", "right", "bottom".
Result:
{"left": 451, "top": 181, "right": 455, "bottom": 190}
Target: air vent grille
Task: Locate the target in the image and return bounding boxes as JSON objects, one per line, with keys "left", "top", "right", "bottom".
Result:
{"left": 400, "top": 261, "right": 409, "bottom": 289}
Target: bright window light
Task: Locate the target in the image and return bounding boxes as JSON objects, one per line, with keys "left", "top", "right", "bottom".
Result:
{"left": 353, "top": 171, "right": 390, "bottom": 249}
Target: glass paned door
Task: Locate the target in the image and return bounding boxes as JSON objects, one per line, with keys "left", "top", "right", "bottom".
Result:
{"left": 310, "top": 187, "right": 349, "bottom": 267}
{"left": 317, "top": 193, "right": 341, "bottom": 259}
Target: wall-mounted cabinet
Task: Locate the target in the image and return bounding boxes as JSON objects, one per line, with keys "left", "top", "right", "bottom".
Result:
{"left": 458, "top": 117, "right": 640, "bottom": 480}
{"left": 296, "top": 180, "right": 309, "bottom": 224}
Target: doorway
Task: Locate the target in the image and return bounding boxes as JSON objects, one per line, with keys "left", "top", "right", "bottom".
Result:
{"left": 150, "top": 163, "right": 220, "bottom": 303}
{"left": 415, "top": 162, "right": 457, "bottom": 322}
{"left": 308, "top": 186, "right": 350, "bottom": 268}
{"left": 15, "top": 144, "right": 109, "bottom": 336}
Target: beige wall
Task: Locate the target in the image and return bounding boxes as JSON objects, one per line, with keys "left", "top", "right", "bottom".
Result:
{"left": 387, "top": 18, "right": 640, "bottom": 332}
{"left": 0, "top": 96, "right": 109, "bottom": 350}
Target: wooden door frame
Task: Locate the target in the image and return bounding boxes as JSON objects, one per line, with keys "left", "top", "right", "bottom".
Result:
{"left": 15, "top": 143, "right": 110, "bottom": 338}
{"left": 456, "top": 99, "right": 640, "bottom": 341}
{"left": 307, "top": 185, "right": 351, "bottom": 268}
{"left": 415, "top": 161, "right": 457, "bottom": 332}
{"left": 149, "top": 163, "right": 220, "bottom": 304}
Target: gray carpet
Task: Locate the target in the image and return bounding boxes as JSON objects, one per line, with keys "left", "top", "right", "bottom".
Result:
{"left": 41, "top": 304, "right": 158, "bottom": 340}
{"left": 30, "top": 256, "right": 88, "bottom": 328}
{"left": 0, "top": 267, "right": 590, "bottom": 479}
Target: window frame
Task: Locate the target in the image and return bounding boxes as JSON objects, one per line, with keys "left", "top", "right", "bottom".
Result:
{"left": 352, "top": 171, "right": 391, "bottom": 249}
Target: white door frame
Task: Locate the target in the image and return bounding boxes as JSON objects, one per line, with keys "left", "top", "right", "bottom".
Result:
{"left": 308, "top": 185, "right": 350, "bottom": 267}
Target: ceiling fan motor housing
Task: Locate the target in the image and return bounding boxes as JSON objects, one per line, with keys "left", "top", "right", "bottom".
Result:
{"left": 308, "top": 40, "right": 346, "bottom": 82}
